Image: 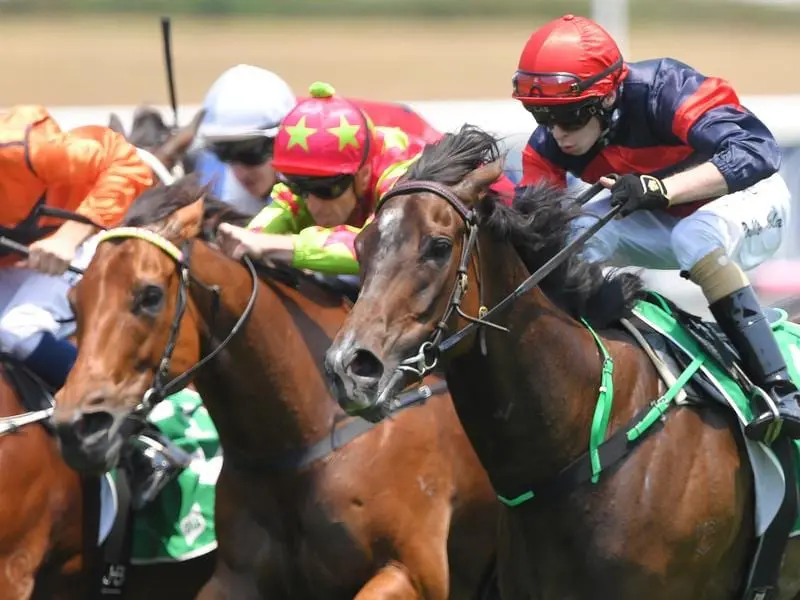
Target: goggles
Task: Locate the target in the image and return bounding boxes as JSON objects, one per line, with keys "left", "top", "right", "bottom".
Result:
{"left": 208, "top": 136, "right": 275, "bottom": 166}
{"left": 278, "top": 173, "right": 354, "bottom": 200}
{"left": 523, "top": 99, "right": 603, "bottom": 131}
{"left": 512, "top": 58, "right": 623, "bottom": 100}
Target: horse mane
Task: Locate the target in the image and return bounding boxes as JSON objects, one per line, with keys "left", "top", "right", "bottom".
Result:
{"left": 406, "top": 124, "right": 644, "bottom": 327}
{"left": 122, "top": 174, "right": 337, "bottom": 294}
{"left": 123, "top": 173, "right": 252, "bottom": 235}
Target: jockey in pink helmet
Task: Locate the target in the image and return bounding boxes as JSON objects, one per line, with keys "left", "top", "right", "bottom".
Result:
{"left": 217, "top": 82, "right": 514, "bottom": 276}
{"left": 513, "top": 14, "right": 800, "bottom": 440}
{"left": 215, "top": 82, "right": 431, "bottom": 275}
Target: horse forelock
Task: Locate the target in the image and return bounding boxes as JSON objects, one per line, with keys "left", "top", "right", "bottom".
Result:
{"left": 122, "top": 174, "right": 205, "bottom": 228}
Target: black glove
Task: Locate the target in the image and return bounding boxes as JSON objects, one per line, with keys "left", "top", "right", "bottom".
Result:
{"left": 609, "top": 174, "right": 670, "bottom": 217}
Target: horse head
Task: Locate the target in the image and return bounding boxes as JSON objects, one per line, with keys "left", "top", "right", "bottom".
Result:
{"left": 325, "top": 125, "right": 506, "bottom": 420}
{"left": 51, "top": 175, "right": 211, "bottom": 473}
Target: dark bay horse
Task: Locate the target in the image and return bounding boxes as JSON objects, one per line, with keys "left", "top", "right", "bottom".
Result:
{"left": 324, "top": 125, "right": 800, "bottom": 599}
{"left": 49, "top": 176, "right": 499, "bottom": 599}
{"left": 108, "top": 105, "right": 204, "bottom": 180}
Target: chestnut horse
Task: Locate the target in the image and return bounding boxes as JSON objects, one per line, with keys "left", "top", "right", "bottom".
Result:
{"left": 324, "top": 126, "right": 800, "bottom": 599}
{"left": 0, "top": 317, "right": 215, "bottom": 599}
{"left": 49, "top": 176, "right": 499, "bottom": 599}
{"left": 0, "top": 127, "right": 215, "bottom": 599}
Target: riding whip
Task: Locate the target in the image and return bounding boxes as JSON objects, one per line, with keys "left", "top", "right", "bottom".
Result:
{"left": 161, "top": 16, "right": 179, "bottom": 129}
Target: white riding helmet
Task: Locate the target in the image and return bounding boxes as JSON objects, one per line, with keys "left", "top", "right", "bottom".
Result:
{"left": 198, "top": 64, "right": 296, "bottom": 143}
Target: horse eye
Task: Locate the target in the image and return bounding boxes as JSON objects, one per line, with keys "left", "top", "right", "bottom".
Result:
{"left": 133, "top": 284, "right": 165, "bottom": 316}
{"left": 423, "top": 237, "right": 453, "bottom": 263}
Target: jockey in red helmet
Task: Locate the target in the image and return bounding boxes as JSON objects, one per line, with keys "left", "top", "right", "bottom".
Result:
{"left": 217, "top": 82, "right": 515, "bottom": 276}
{"left": 513, "top": 14, "right": 800, "bottom": 440}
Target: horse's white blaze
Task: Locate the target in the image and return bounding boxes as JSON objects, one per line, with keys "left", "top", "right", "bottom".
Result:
{"left": 375, "top": 205, "right": 405, "bottom": 268}
{"left": 377, "top": 206, "right": 403, "bottom": 241}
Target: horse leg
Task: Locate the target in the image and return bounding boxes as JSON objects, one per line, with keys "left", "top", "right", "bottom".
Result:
{"left": 353, "top": 563, "right": 422, "bottom": 600}
{"left": 126, "top": 553, "right": 216, "bottom": 600}
{"left": 0, "top": 544, "right": 43, "bottom": 600}
{"left": 194, "top": 560, "right": 260, "bottom": 600}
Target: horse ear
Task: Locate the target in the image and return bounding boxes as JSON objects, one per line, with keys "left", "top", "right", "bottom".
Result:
{"left": 108, "top": 113, "right": 126, "bottom": 137}
{"left": 165, "top": 196, "right": 206, "bottom": 242}
{"left": 155, "top": 108, "right": 206, "bottom": 171}
{"left": 453, "top": 159, "right": 505, "bottom": 204}
{"left": 160, "top": 178, "right": 211, "bottom": 242}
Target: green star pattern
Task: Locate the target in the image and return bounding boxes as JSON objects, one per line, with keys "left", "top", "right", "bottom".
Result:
{"left": 286, "top": 116, "right": 317, "bottom": 152}
{"left": 328, "top": 116, "right": 361, "bottom": 151}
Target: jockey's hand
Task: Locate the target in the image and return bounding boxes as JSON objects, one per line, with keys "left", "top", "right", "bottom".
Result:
{"left": 603, "top": 174, "right": 671, "bottom": 217}
{"left": 216, "top": 223, "right": 293, "bottom": 263}
{"left": 22, "top": 232, "right": 80, "bottom": 276}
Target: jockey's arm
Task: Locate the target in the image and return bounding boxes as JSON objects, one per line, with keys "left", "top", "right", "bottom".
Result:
{"left": 290, "top": 225, "right": 361, "bottom": 275}
{"left": 654, "top": 73, "right": 780, "bottom": 205}
{"left": 661, "top": 162, "right": 729, "bottom": 205}
{"left": 31, "top": 130, "right": 154, "bottom": 236}
{"left": 244, "top": 184, "right": 359, "bottom": 274}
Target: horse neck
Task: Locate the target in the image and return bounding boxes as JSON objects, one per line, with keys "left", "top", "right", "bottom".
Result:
{"left": 187, "top": 242, "right": 344, "bottom": 467}
{"left": 444, "top": 233, "right": 607, "bottom": 493}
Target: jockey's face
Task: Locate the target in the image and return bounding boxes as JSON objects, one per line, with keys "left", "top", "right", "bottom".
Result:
{"left": 306, "top": 187, "right": 358, "bottom": 228}
{"left": 209, "top": 136, "right": 277, "bottom": 199}
{"left": 293, "top": 166, "right": 370, "bottom": 228}
{"left": 231, "top": 161, "right": 277, "bottom": 199}
{"left": 550, "top": 117, "right": 603, "bottom": 156}
{"left": 533, "top": 92, "right": 616, "bottom": 156}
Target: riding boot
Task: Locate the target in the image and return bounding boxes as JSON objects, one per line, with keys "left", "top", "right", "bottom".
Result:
{"left": 710, "top": 285, "right": 800, "bottom": 441}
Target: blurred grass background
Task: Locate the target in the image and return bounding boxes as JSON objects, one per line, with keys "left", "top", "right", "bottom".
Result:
{"left": 1, "top": 0, "right": 800, "bottom": 26}
{"left": 2, "top": 0, "right": 798, "bottom": 105}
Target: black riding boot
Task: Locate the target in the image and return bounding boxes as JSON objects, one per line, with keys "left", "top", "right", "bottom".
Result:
{"left": 710, "top": 285, "right": 800, "bottom": 441}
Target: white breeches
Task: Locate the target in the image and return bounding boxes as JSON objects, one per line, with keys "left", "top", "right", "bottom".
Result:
{"left": 571, "top": 173, "right": 792, "bottom": 273}
{"left": 0, "top": 234, "right": 99, "bottom": 358}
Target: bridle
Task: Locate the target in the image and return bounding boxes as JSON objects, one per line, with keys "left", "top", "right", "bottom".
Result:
{"left": 373, "top": 181, "right": 507, "bottom": 397}
{"left": 92, "top": 227, "right": 259, "bottom": 419}
{"left": 371, "top": 179, "right": 615, "bottom": 407}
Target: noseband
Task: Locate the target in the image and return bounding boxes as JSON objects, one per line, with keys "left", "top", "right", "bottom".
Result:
{"left": 93, "top": 227, "right": 258, "bottom": 417}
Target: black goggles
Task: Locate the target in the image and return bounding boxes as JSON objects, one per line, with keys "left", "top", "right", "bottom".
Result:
{"left": 278, "top": 173, "right": 354, "bottom": 200}
{"left": 524, "top": 98, "right": 603, "bottom": 132}
{"left": 209, "top": 137, "right": 275, "bottom": 166}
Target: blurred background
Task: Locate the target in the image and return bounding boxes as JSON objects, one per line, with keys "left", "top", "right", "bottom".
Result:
{"left": 2, "top": 0, "right": 800, "bottom": 314}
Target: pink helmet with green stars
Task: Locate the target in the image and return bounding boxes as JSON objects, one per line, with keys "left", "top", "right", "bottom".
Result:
{"left": 271, "top": 81, "right": 375, "bottom": 177}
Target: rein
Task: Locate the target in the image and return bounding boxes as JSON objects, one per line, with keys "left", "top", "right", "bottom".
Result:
{"left": 91, "top": 227, "right": 258, "bottom": 416}
{"left": 0, "top": 221, "right": 255, "bottom": 418}
{"left": 376, "top": 179, "right": 616, "bottom": 384}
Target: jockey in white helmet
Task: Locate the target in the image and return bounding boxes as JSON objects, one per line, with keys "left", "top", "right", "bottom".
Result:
{"left": 197, "top": 64, "right": 297, "bottom": 216}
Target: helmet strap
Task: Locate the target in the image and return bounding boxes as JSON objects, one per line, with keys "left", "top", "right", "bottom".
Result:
{"left": 594, "top": 86, "right": 623, "bottom": 149}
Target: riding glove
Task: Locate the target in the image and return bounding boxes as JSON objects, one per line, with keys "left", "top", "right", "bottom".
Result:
{"left": 609, "top": 174, "right": 671, "bottom": 217}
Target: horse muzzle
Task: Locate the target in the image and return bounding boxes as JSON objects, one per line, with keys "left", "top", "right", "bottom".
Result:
{"left": 53, "top": 408, "right": 127, "bottom": 475}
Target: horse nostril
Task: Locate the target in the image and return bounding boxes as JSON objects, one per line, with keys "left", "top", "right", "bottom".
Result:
{"left": 347, "top": 348, "right": 385, "bottom": 382}
{"left": 75, "top": 411, "right": 114, "bottom": 442}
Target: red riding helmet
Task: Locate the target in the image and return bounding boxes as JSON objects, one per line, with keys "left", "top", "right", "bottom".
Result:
{"left": 271, "top": 82, "right": 375, "bottom": 177}
{"left": 512, "top": 14, "right": 628, "bottom": 106}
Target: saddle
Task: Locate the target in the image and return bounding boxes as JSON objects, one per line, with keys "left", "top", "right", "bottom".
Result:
{"left": 625, "top": 291, "right": 798, "bottom": 600}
